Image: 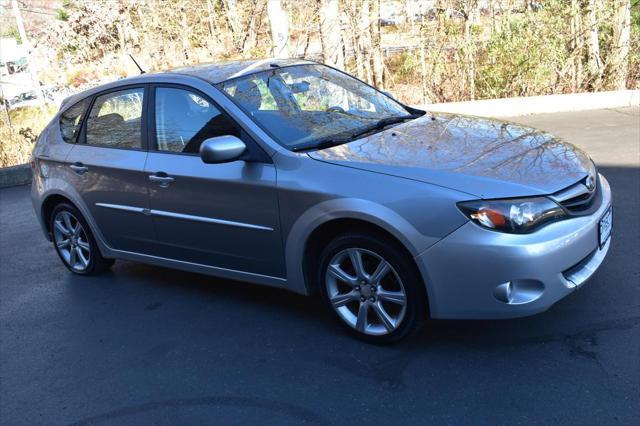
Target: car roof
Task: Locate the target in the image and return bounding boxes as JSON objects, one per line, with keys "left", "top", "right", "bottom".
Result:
{"left": 166, "top": 58, "right": 316, "bottom": 84}
{"left": 60, "top": 58, "right": 316, "bottom": 110}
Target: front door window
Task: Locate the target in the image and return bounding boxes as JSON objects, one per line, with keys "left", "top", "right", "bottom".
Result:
{"left": 154, "top": 87, "right": 241, "bottom": 154}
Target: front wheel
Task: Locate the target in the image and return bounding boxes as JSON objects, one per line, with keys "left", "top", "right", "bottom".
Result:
{"left": 50, "top": 203, "right": 114, "bottom": 275}
{"left": 318, "top": 233, "right": 428, "bottom": 343}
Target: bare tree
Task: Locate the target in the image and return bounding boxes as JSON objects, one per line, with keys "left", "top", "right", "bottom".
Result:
{"left": 370, "top": 0, "right": 384, "bottom": 88}
{"left": 461, "top": 0, "right": 479, "bottom": 100}
{"left": 342, "top": 0, "right": 381, "bottom": 84}
{"left": 419, "top": 14, "right": 428, "bottom": 104}
{"left": 569, "top": 0, "right": 584, "bottom": 91}
{"left": 267, "top": 0, "right": 290, "bottom": 58}
{"left": 16, "top": 0, "right": 640, "bottom": 107}
{"left": 319, "top": 0, "right": 344, "bottom": 69}
{"left": 223, "top": 0, "right": 242, "bottom": 49}
{"left": 607, "top": 0, "right": 631, "bottom": 89}
{"left": 359, "top": 0, "right": 373, "bottom": 84}
{"left": 585, "top": 0, "right": 604, "bottom": 88}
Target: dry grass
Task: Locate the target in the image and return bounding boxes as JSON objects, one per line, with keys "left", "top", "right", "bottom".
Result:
{"left": 0, "top": 105, "right": 57, "bottom": 168}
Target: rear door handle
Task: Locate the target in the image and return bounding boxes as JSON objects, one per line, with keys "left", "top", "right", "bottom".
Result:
{"left": 149, "top": 173, "right": 175, "bottom": 187}
{"left": 69, "top": 163, "right": 88, "bottom": 174}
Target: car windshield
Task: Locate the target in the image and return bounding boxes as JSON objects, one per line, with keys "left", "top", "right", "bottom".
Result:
{"left": 216, "top": 64, "right": 417, "bottom": 151}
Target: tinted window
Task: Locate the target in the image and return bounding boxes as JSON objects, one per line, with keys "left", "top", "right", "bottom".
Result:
{"left": 217, "top": 64, "right": 411, "bottom": 150}
{"left": 59, "top": 98, "right": 90, "bottom": 143}
{"left": 155, "top": 87, "right": 240, "bottom": 154}
{"left": 86, "top": 88, "right": 144, "bottom": 149}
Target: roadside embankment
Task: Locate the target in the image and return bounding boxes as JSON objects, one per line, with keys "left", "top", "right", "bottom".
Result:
{"left": 420, "top": 90, "right": 639, "bottom": 117}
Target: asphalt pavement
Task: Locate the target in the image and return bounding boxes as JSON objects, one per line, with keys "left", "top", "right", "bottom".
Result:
{"left": 1, "top": 107, "right": 638, "bottom": 425}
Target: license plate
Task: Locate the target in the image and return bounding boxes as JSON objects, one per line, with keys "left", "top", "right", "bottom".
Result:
{"left": 599, "top": 206, "right": 613, "bottom": 247}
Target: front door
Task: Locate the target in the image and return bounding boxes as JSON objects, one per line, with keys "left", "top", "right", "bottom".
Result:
{"left": 66, "top": 86, "right": 154, "bottom": 253}
{"left": 144, "top": 85, "right": 284, "bottom": 278}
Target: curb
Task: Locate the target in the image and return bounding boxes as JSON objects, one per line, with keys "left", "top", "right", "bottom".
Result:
{"left": 420, "top": 89, "right": 639, "bottom": 118}
{"left": 0, "top": 164, "right": 32, "bottom": 188}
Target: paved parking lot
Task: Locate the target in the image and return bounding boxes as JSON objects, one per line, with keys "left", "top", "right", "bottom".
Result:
{"left": 1, "top": 107, "right": 638, "bottom": 425}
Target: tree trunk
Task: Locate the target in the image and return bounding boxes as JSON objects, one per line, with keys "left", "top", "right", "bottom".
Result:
{"left": 319, "top": 0, "right": 344, "bottom": 69}
{"left": 569, "top": 0, "right": 583, "bottom": 91}
{"left": 206, "top": 0, "right": 220, "bottom": 53}
{"left": 359, "top": 0, "right": 373, "bottom": 84}
{"left": 267, "top": 0, "right": 290, "bottom": 58}
{"left": 345, "top": 1, "right": 365, "bottom": 80}
{"left": 462, "top": 1, "right": 478, "bottom": 100}
{"left": 607, "top": 0, "right": 631, "bottom": 89}
{"left": 419, "top": 14, "right": 428, "bottom": 105}
{"left": 180, "top": 7, "right": 190, "bottom": 60}
{"left": 585, "top": 0, "right": 604, "bottom": 88}
{"left": 223, "top": 0, "right": 242, "bottom": 51}
{"left": 370, "top": 0, "right": 384, "bottom": 88}
{"left": 240, "top": 1, "right": 262, "bottom": 56}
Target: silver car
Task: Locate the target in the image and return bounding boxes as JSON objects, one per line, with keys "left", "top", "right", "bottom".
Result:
{"left": 31, "top": 59, "right": 612, "bottom": 343}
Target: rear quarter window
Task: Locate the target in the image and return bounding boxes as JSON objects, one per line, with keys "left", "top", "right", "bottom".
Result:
{"left": 59, "top": 98, "right": 90, "bottom": 143}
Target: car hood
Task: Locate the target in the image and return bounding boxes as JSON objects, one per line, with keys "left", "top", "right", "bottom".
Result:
{"left": 307, "top": 113, "right": 594, "bottom": 199}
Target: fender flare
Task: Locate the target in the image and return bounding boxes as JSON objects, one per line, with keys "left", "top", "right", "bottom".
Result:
{"left": 283, "top": 198, "right": 438, "bottom": 295}
{"left": 39, "top": 185, "right": 113, "bottom": 256}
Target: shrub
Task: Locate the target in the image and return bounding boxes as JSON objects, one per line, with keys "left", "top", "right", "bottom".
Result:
{"left": 0, "top": 106, "right": 57, "bottom": 168}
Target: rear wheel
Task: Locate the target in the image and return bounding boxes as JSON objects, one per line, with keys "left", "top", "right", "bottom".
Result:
{"left": 318, "top": 232, "right": 427, "bottom": 343}
{"left": 50, "top": 203, "right": 114, "bottom": 275}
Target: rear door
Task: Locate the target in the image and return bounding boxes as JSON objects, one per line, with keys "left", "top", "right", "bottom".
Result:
{"left": 144, "top": 84, "right": 285, "bottom": 278}
{"left": 65, "top": 85, "right": 154, "bottom": 253}
{"left": 33, "top": 97, "right": 91, "bottom": 195}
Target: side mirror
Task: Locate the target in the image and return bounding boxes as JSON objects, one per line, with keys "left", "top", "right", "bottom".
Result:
{"left": 199, "top": 135, "right": 246, "bottom": 164}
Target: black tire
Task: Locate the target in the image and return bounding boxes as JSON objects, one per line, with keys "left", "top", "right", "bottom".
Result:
{"left": 49, "top": 202, "right": 114, "bottom": 275}
{"left": 317, "top": 232, "right": 428, "bottom": 344}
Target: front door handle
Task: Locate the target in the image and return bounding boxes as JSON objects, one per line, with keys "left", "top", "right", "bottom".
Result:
{"left": 69, "top": 162, "right": 88, "bottom": 174}
{"left": 149, "top": 173, "right": 175, "bottom": 187}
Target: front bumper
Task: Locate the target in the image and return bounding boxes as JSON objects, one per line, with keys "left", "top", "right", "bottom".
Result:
{"left": 417, "top": 174, "right": 612, "bottom": 319}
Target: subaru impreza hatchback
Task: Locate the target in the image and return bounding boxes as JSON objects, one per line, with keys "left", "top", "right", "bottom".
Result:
{"left": 31, "top": 59, "right": 612, "bottom": 343}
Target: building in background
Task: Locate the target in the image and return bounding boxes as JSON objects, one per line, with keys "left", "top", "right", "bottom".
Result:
{"left": 0, "top": 37, "right": 34, "bottom": 103}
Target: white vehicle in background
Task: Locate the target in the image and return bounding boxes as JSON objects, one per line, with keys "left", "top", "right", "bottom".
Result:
{"left": 6, "top": 91, "right": 40, "bottom": 109}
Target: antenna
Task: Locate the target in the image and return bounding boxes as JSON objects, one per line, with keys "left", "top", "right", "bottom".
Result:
{"left": 128, "top": 54, "right": 146, "bottom": 74}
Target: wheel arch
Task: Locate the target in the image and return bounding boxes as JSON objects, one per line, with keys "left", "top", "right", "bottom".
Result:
{"left": 37, "top": 189, "right": 111, "bottom": 257}
{"left": 41, "top": 193, "right": 76, "bottom": 234}
{"left": 283, "top": 198, "right": 437, "bottom": 297}
{"left": 303, "top": 218, "right": 423, "bottom": 294}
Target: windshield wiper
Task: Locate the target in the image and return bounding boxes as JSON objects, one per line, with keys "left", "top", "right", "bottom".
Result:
{"left": 349, "top": 114, "right": 420, "bottom": 139}
{"left": 291, "top": 135, "right": 354, "bottom": 152}
{"left": 291, "top": 114, "right": 420, "bottom": 152}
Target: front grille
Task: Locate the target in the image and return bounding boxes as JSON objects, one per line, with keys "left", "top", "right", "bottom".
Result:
{"left": 562, "top": 188, "right": 596, "bottom": 212}
{"left": 551, "top": 174, "right": 601, "bottom": 216}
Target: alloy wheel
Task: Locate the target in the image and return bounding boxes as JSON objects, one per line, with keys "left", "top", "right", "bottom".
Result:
{"left": 52, "top": 210, "right": 91, "bottom": 272}
{"left": 325, "top": 248, "right": 407, "bottom": 336}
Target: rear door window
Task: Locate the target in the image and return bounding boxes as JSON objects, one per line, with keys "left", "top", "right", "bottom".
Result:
{"left": 59, "top": 98, "right": 90, "bottom": 143}
{"left": 85, "top": 88, "right": 144, "bottom": 149}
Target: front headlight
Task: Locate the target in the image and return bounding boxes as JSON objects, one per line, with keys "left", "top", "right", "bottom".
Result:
{"left": 457, "top": 197, "right": 566, "bottom": 234}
